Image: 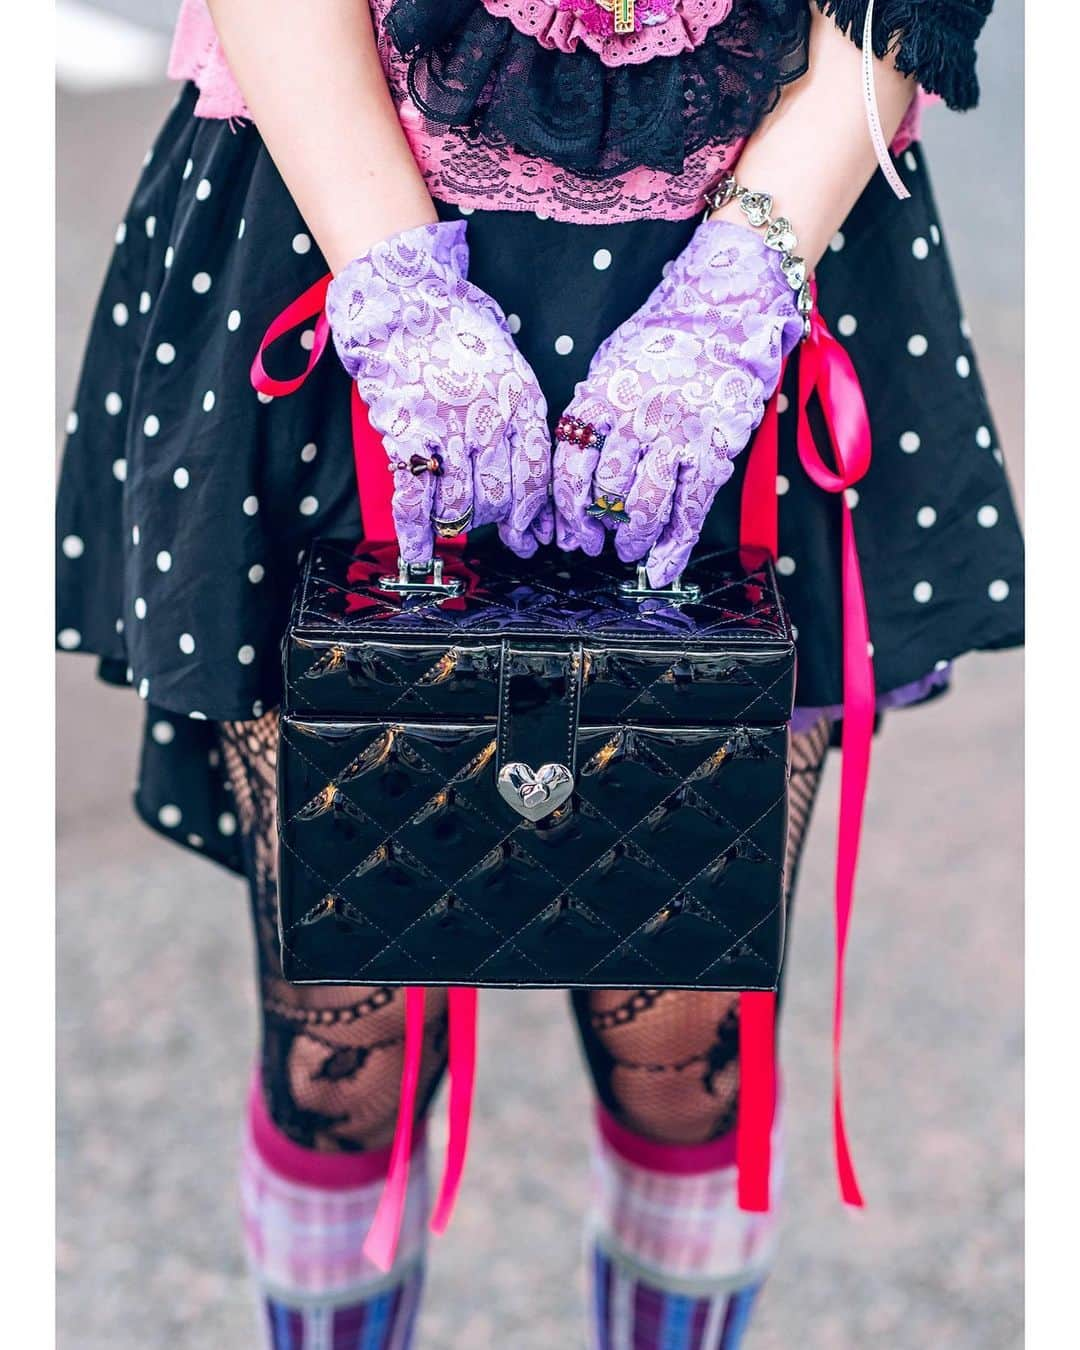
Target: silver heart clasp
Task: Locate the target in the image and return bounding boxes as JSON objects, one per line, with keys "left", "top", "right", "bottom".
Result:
{"left": 496, "top": 761, "right": 575, "bottom": 822}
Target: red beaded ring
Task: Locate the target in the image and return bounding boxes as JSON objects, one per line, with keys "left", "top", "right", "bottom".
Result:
{"left": 555, "top": 415, "right": 606, "bottom": 453}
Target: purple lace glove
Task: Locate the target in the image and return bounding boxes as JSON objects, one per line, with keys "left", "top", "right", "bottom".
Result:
{"left": 326, "top": 221, "right": 552, "bottom": 563}
{"left": 554, "top": 221, "right": 804, "bottom": 586}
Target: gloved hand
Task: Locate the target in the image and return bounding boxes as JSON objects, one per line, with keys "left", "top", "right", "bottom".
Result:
{"left": 553, "top": 220, "right": 804, "bottom": 587}
{"left": 326, "top": 221, "right": 552, "bottom": 563}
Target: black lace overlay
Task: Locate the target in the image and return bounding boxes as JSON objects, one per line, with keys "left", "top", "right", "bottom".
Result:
{"left": 384, "top": 0, "right": 810, "bottom": 179}
{"left": 816, "top": 0, "right": 993, "bottom": 110}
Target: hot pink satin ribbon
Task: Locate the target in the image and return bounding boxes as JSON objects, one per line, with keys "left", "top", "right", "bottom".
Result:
{"left": 251, "top": 287, "right": 479, "bottom": 1274}
{"left": 739, "top": 297, "right": 874, "bottom": 1209}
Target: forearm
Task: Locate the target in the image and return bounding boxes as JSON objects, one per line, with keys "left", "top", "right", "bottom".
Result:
{"left": 710, "top": 4, "right": 916, "bottom": 269}
{"left": 207, "top": 0, "right": 435, "bottom": 272}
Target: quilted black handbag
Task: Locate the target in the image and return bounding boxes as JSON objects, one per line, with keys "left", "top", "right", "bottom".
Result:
{"left": 276, "top": 534, "right": 796, "bottom": 1265}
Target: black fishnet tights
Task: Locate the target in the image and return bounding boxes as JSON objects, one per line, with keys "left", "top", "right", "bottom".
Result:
{"left": 220, "top": 713, "right": 831, "bottom": 1155}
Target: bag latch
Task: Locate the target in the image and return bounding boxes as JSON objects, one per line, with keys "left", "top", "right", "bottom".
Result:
{"left": 495, "top": 640, "right": 583, "bottom": 822}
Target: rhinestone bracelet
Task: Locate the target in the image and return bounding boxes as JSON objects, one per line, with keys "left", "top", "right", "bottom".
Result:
{"left": 704, "top": 174, "right": 813, "bottom": 340}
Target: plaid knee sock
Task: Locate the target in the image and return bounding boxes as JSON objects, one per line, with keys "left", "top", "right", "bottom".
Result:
{"left": 241, "top": 1080, "right": 427, "bottom": 1350}
{"left": 587, "top": 1108, "right": 781, "bottom": 1350}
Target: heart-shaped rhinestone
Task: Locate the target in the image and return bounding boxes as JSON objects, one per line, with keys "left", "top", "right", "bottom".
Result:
{"left": 739, "top": 192, "right": 772, "bottom": 228}
{"left": 781, "top": 255, "right": 807, "bottom": 290}
{"left": 497, "top": 761, "right": 575, "bottom": 822}
{"left": 763, "top": 217, "right": 796, "bottom": 253}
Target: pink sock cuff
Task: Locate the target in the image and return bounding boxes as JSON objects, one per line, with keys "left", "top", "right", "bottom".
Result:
{"left": 595, "top": 1105, "right": 738, "bottom": 1176}
{"left": 248, "top": 1073, "right": 426, "bottom": 1190}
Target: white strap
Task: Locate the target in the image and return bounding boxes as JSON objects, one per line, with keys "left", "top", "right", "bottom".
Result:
{"left": 862, "top": 0, "right": 911, "bottom": 200}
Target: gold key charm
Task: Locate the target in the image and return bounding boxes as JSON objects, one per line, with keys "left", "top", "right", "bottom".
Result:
{"left": 595, "top": 0, "right": 636, "bottom": 35}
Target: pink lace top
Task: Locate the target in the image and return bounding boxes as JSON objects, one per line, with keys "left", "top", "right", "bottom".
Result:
{"left": 168, "top": 0, "right": 922, "bottom": 225}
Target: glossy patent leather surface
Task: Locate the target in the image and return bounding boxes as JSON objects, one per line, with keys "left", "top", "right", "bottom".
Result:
{"left": 279, "top": 538, "right": 795, "bottom": 991}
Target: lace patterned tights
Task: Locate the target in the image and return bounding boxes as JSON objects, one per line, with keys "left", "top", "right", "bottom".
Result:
{"left": 219, "top": 711, "right": 831, "bottom": 1153}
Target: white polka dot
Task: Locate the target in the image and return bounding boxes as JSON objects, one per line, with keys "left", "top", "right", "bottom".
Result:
{"left": 248, "top": 564, "right": 265, "bottom": 584}
{"left": 163, "top": 246, "right": 174, "bottom": 270}
{"left": 776, "top": 393, "right": 789, "bottom": 414}
{"left": 137, "top": 678, "right": 150, "bottom": 699}
{"left": 151, "top": 720, "right": 175, "bottom": 745}
{"left": 57, "top": 628, "right": 81, "bottom": 650}
{"left": 300, "top": 328, "right": 315, "bottom": 351}
{"left": 913, "top": 580, "right": 933, "bottom": 604}
{"left": 955, "top": 355, "right": 971, "bottom": 378}
{"left": 195, "top": 178, "right": 212, "bottom": 201}
{"left": 911, "top": 236, "right": 929, "bottom": 260}
{"left": 105, "top": 391, "right": 122, "bottom": 416}
{"left": 299, "top": 495, "right": 319, "bottom": 516}
{"left": 845, "top": 488, "right": 860, "bottom": 508}
{"left": 791, "top": 625, "right": 799, "bottom": 641}
{"left": 960, "top": 316, "right": 972, "bottom": 339}
{"left": 935, "top": 659, "right": 949, "bottom": 672}
{"left": 256, "top": 391, "right": 274, "bottom": 405}
{"left": 988, "top": 579, "right": 1010, "bottom": 602}
{"left": 142, "top": 147, "right": 153, "bottom": 167}
{"left": 975, "top": 425, "right": 992, "bottom": 449}
{"left": 238, "top": 218, "right": 246, "bottom": 240}
{"left": 158, "top": 804, "right": 182, "bottom": 828}
{"left": 112, "top": 458, "right": 128, "bottom": 481}
{"left": 592, "top": 248, "right": 613, "bottom": 271}
{"left": 554, "top": 335, "right": 574, "bottom": 356}
{"left": 62, "top": 534, "right": 84, "bottom": 559}
{"left": 173, "top": 466, "right": 190, "bottom": 489}
{"left": 776, "top": 555, "right": 796, "bottom": 576}
{"left": 156, "top": 342, "right": 176, "bottom": 366}
{"left": 507, "top": 314, "right": 522, "bottom": 334}
{"left": 930, "top": 224, "right": 941, "bottom": 246}
{"left": 904, "top": 150, "right": 918, "bottom": 172}
{"left": 202, "top": 390, "right": 216, "bottom": 413}
{"left": 899, "top": 431, "right": 920, "bottom": 453}
{"left": 300, "top": 442, "right": 318, "bottom": 464}
{"left": 866, "top": 642, "right": 875, "bottom": 658}
{"left": 192, "top": 271, "right": 212, "bottom": 294}
{"left": 776, "top": 474, "right": 790, "bottom": 496}
{"left": 115, "top": 618, "right": 124, "bottom": 634}
{"left": 156, "top": 550, "right": 172, "bottom": 572}
{"left": 252, "top": 700, "right": 264, "bottom": 717}
{"left": 218, "top": 812, "right": 238, "bottom": 836}
{"left": 977, "top": 505, "right": 999, "bottom": 528}
{"left": 125, "top": 667, "right": 133, "bottom": 683}
{"left": 907, "top": 334, "right": 928, "bottom": 357}
{"left": 242, "top": 495, "right": 259, "bottom": 516}
{"left": 144, "top": 215, "right": 156, "bottom": 238}
{"left": 916, "top": 506, "right": 937, "bottom": 528}
{"left": 993, "top": 448, "right": 1004, "bottom": 466}
{"left": 208, "top": 749, "right": 219, "bottom": 767}
{"left": 661, "top": 261, "right": 674, "bottom": 279}
{"left": 139, "top": 291, "right": 151, "bottom": 314}
{"left": 143, "top": 414, "right": 160, "bottom": 437}
{"left": 459, "top": 206, "right": 475, "bottom": 216}
{"left": 189, "top": 711, "right": 207, "bottom": 721}
{"left": 66, "top": 411, "right": 79, "bottom": 435}
{"left": 182, "top": 158, "right": 193, "bottom": 181}
{"left": 178, "top": 632, "right": 195, "bottom": 655}
{"left": 131, "top": 526, "right": 140, "bottom": 547}
{"left": 114, "top": 222, "right": 127, "bottom": 245}
{"left": 535, "top": 210, "right": 550, "bottom": 222}
{"left": 237, "top": 644, "right": 256, "bottom": 665}
{"left": 292, "top": 232, "right": 312, "bottom": 255}
{"left": 187, "top": 834, "right": 204, "bottom": 848}
{"left": 837, "top": 314, "right": 857, "bottom": 337}
{"left": 227, "top": 309, "right": 242, "bottom": 332}
{"left": 112, "top": 302, "right": 129, "bottom": 327}
{"left": 829, "top": 231, "right": 845, "bottom": 253}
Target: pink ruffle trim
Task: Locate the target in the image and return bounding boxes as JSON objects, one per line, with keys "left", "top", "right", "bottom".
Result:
{"left": 481, "top": 0, "right": 734, "bottom": 68}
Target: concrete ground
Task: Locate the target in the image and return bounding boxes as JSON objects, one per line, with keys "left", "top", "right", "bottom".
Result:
{"left": 57, "top": 11, "right": 1024, "bottom": 1348}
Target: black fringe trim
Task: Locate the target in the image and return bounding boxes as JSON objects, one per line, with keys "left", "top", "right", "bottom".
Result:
{"left": 815, "top": 0, "right": 993, "bottom": 110}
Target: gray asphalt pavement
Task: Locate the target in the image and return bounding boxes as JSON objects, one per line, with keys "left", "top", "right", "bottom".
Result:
{"left": 57, "top": 13, "right": 1024, "bottom": 1348}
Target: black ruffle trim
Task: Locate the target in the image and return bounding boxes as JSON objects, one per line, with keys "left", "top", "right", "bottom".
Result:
{"left": 816, "top": 0, "right": 993, "bottom": 110}
{"left": 385, "top": 0, "right": 810, "bottom": 179}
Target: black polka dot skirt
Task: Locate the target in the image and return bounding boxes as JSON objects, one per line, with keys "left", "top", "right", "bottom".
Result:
{"left": 56, "top": 84, "right": 1024, "bottom": 872}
